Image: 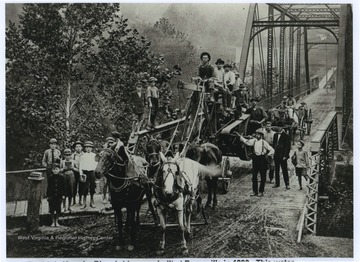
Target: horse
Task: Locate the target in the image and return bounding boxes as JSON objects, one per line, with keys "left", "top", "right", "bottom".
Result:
{"left": 186, "top": 142, "right": 222, "bottom": 209}
{"left": 153, "top": 152, "right": 221, "bottom": 255}
{"left": 94, "top": 139, "right": 152, "bottom": 251}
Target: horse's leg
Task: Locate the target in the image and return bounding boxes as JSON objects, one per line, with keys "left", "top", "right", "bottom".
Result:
{"left": 146, "top": 184, "right": 159, "bottom": 225}
{"left": 212, "top": 177, "right": 218, "bottom": 209}
{"left": 156, "top": 207, "right": 166, "bottom": 255}
{"left": 128, "top": 207, "right": 136, "bottom": 251}
{"left": 114, "top": 206, "right": 123, "bottom": 251}
{"left": 205, "top": 177, "right": 212, "bottom": 208}
{"left": 177, "top": 209, "right": 188, "bottom": 255}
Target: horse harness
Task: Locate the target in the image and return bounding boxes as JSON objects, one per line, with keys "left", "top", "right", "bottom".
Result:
{"left": 104, "top": 148, "right": 148, "bottom": 194}
{"left": 153, "top": 161, "right": 194, "bottom": 209}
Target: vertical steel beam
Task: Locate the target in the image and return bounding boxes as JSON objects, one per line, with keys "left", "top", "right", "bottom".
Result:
{"left": 279, "top": 13, "right": 285, "bottom": 93}
{"left": 295, "top": 27, "right": 301, "bottom": 91}
{"left": 336, "top": 4, "right": 352, "bottom": 145}
{"left": 304, "top": 27, "right": 310, "bottom": 94}
{"left": 239, "top": 4, "right": 257, "bottom": 82}
{"left": 267, "top": 5, "right": 274, "bottom": 98}
{"left": 288, "top": 25, "right": 294, "bottom": 90}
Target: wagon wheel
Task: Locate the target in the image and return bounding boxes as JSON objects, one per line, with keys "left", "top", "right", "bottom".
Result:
{"left": 221, "top": 157, "right": 231, "bottom": 194}
{"left": 306, "top": 109, "right": 312, "bottom": 135}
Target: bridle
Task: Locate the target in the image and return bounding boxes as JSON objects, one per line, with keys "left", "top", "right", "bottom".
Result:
{"left": 154, "top": 161, "right": 181, "bottom": 203}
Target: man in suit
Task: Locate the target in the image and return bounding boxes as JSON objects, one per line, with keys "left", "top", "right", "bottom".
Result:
{"left": 273, "top": 127, "right": 291, "bottom": 189}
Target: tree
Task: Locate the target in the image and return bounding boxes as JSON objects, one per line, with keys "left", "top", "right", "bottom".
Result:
{"left": 6, "top": 4, "right": 164, "bottom": 169}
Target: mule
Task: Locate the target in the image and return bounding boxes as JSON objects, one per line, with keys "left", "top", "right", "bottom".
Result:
{"left": 94, "top": 139, "right": 151, "bottom": 251}
{"left": 186, "top": 142, "right": 222, "bottom": 209}
{"left": 153, "top": 152, "right": 221, "bottom": 255}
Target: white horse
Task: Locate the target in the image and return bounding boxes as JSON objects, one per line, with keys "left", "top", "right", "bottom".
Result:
{"left": 153, "top": 152, "right": 221, "bottom": 255}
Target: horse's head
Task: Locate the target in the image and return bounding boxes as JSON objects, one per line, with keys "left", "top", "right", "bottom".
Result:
{"left": 146, "top": 139, "right": 162, "bottom": 167}
{"left": 158, "top": 152, "right": 181, "bottom": 197}
{"left": 95, "top": 140, "right": 127, "bottom": 179}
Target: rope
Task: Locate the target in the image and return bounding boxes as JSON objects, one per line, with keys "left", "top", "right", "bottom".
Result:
{"left": 166, "top": 120, "right": 181, "bottom": 154}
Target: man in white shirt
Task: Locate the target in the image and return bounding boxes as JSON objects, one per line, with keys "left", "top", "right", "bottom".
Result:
{"left": 223, "top": 64, "right": 236, "bottom": 110}
{"left": 239, "top": 129, "right": 274, "bottom": 197}
{"left": 214, "top": 58, "right": 225, "bottom": 83}
{"left": 259, "top": 122, "right": 276, "bottom": 183}
{"left": 79, "top": 141, "right": 98, "bottom": 208}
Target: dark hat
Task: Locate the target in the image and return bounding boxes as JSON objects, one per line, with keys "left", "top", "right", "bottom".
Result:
{"left": 106, "top": 136, "right": 116, "bottom": 143}
{"left": 52, "top": 163, "right": 60, "bottom": 169}
{"left": 215, "top": 59, "right": 225, "bottom": 65}
{"left": 49, "top": 138, "right": 57, "bottom": 144}
{"left": 300, "top": 101, "right": 306, "bottom": 104}
{"left": 149, "top": 77, "right": 157, "bottom": 82}
{"left": 83, "top": 141, "right": 94, "bottom": 148}
{"left": 299, "top": 140, "right": 305, "bottom": 147}
{"left": 223, "top": 64, "right": 232, "bottom": 69}
{"left": 135, "top": 81, "right": 142, "bottom": 86}
{"left": 64, "top": 148, "right": 72, "bottom": 155}
{"left": 250, "top": 97, "right": 259, "bottom": 102}
{"left": 200, "top": 52, "right": 211, "bottom": 61}
{"left": 74, "top": 140, "right": 83, "bottom": 146}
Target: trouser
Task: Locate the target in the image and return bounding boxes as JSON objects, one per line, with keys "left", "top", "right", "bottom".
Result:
{"left": 296, "top": 167, "right": 307, "bottom": 188}
{"left": 252, "top": 155, "right": 267, "bottom": 194}
{"left": 82, "top": 170, "right": 96, "bottom": 196}
{"left": 63, "top": 172, "right": 75, "bottom": 197}
{"left": 274, "top": 158, "right": 289, "bottom": 186}
{"left": 266, "top": 156, "right": 274, "bottom": 181}
{"left": 150, "top": 98, "right": 159, "bottom": 126}
{"left": 73, "top": 171, "right": 80, "bottom": 197}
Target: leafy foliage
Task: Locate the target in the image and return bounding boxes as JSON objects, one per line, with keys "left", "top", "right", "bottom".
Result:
{"left": 6, "top": 4, "right": 165, "bottom": 169}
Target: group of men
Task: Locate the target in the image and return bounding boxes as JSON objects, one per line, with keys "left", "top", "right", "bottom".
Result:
{"left": 196, "top": 52, "right": 249, "bottom": 117}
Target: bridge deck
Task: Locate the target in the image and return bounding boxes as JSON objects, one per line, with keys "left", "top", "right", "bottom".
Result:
{"left": 6, "top": 79, "right": 337, "bottom": 232}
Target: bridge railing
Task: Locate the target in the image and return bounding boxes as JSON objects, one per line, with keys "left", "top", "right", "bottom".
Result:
{"left": 303, "top": 111, "right": 338, "bottom": 235}
{"left": 258, "top": 78, "right": 319, "bottom": 109}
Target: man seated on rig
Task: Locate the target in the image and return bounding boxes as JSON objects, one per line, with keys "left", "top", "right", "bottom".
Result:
{"left": 223, "top": 63, "right": 236, "bottom": 112}
{"left": 245, "top": 97, "right": 268, "bottom": 135}
{"left": 196, "top": 52, "right": 216, "bottom": 101}
{"left": 232, "top": 84, "right": 249, "bottom": 119}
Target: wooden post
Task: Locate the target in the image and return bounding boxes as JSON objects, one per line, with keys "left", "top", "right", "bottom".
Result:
{"left": 26, "top": 172, "right": 44, "bottom": 233}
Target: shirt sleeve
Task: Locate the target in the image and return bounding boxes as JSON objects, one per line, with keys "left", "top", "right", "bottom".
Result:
{"left": 146, "top": 86, "right": 151, "bottom": 98}
{"left": 79, "top": 156, "right": 83, "bottom": 176}
{"left": 240, "top": 136, "right": 255, "bottom": 146}
{"left": 211, "top": 65, "right": 215, "bottom": 77}
{"left": 42, "top": 150, "right": 48, "bottom": 167}
{"left": 229, "top": 72, "right": 236, "bottom": 85}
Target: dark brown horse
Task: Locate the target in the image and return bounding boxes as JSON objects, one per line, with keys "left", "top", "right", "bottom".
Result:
{"left": 186, "top": 142, "right": 222, "bottom": 209}
{"left": 94, "top": 139, "right": 151, "bottom": 251}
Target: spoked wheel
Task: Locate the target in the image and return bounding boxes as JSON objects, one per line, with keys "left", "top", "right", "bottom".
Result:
{"left": 307, "top": 109, "right": 313, "bottom": 135}
{"left": 221, "top": 157, "right": 231, "bottom": 194}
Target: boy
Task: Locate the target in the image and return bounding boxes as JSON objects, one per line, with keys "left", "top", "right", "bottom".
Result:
{"left": 79, "top": 141, "right": 97, "bottom": 208}
{"left": 47, "top": 163, "right": 65, "bottom": 227}
{"left": 131, "top": 82, "right": 146, "bottom": 137}
{"left": 42, "top": 138, "right": 61, "bottom": 177}
{"left": 147, "top": 77, "right": 159, "bottom": 129}
{"left": 71, "top": 141, "right": 83, "bottom": 205}
{"left": 60, "top": 148, "right": 77, "bottom": 212}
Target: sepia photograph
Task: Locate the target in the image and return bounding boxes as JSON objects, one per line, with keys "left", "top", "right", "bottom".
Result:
{"left": 3, "top": 2, "right": 356, "bottom": 261}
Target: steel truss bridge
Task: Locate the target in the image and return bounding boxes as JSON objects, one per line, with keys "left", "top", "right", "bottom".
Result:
{"left": 238, "top": 3, "right": 352, "bottom": 238}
